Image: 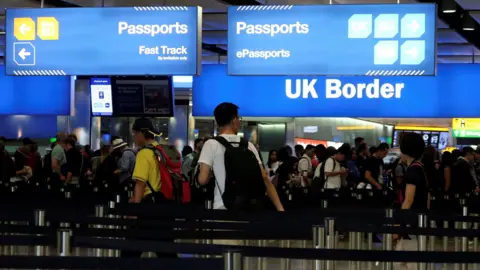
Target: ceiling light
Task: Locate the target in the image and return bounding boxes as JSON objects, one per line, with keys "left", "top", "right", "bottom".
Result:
{"left": 441, "top": 0, "right": 456, "bottom": 13}
{"left": 462, "top": 13, "right": 476, "bottom": 31}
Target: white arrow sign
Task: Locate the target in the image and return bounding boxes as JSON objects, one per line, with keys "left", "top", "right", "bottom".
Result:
{"left": 19, "top": 24, "right": 31, "bottom": 35}
{"left": 407, "top": 20, "right": 419, "bottom": 33}
{"left": 405, "top": 47, "right": 418, "bottom": 58}
{"left": 18, "top": 48, "right": 31, "bottom": 60}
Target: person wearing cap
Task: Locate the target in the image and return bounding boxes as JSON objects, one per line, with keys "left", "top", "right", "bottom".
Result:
{"left": 111, "top": 138, "right": 136, "bottom": 189}
{"left": 129, "top": 118, "right": 161, "bottom": 204}
{"left": 51, "top": 133, "right": 68, "bottom": 189}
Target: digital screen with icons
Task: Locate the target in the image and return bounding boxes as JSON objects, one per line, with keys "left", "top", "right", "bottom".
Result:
{"left": 392, "top": 129, "right": 448, "bottom": 150}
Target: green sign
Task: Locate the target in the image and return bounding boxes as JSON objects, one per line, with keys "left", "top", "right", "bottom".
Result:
{"left": 452, "top": 129, "right": 480, "bottom": 138}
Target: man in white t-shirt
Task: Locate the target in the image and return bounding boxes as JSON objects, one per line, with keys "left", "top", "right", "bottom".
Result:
{"left": 316, "top": 147, "right": 348, "bottom": 189}
{"left": 197, "top": 102, "right": 284, "bottom": 211}
{"left": 298, "top": 144, "right": 315, "bottom": 186}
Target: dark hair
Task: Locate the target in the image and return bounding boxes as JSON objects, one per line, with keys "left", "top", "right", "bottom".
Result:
{"left": 181, "top": 145, "right": 193, "bottom": 158}
{"left": 315, "top": 144, "right": 327, "bottom": 162}
{"left": 442, "top": 151, "right": 453, "bottom": 168}
{"left": 277, "top": 146, "right": 291, "bottom": 162}
{"left": 326, "top": 146, "right": 337, "bottom": 157}
{"left": 66, "top": 138, "right": 76, "bottom": 148}
{"left": 194, "top": 139, "right": 203, "bottom": 149}
{"left": 284, "top": 145, "right": 293, "bottom": 156}
{"left": 422, "top": 145, "right": 437, "bottom": 165}
{"left": 68, "top": 134, "right": 78, "bottom": 142}
{"left": 357, "top": 143, "right": 368, "bottom": 155}
{"left": 294, "top": 144, "right": 304, "bottom": 157}
{"left": 400, "top": 132, "right": 425, "bottom": 159}
{"left": 369, "top": 146, "right": 377, "bottom": 155}
{"left": 354, "top": 137, "right": 364, "bottom": 147}
{"left": 305, "top": 144, "right": 315, "bottom": 151}
{"left": 267, "top": 149, "right": 277, "bottom": 168}
{"left": 451, "top": 149, "right": 461, "bottom": 161}
{"left": 337, "top": 144, "right": 351, "bottom": 157}
{"left": 462, "top": 146, "right": 474, "bottom": 157}
{"left": 376, "top": 143, "right": 390, "bottom": 152}
{"left": 214, "top": 102, "right": 239, "bottom": 127}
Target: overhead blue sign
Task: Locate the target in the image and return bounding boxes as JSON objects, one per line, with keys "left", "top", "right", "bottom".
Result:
{"left": 5, "top": 7, "right": 202, "bottom": 76}
{"left": 193, "top": 64, "right": 479, "bottom": 118}
{"left": 0, "top": 66, "right": 70, "bottom": 115}
{"left": 228, "top": 4, "right": 436, "bottom": 76}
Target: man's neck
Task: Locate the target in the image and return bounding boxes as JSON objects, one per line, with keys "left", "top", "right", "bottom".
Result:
{"left": 219, "top": 127, "right": 236, "bottom": 135}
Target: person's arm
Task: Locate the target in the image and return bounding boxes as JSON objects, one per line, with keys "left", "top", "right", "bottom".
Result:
{"left": 249, "top": 143, "right": 284, "bottom": 211}
{"left": 198, "top": 141, "right": 214, "bottom": 186}
{"left": 115, "top": 152, "right": 130, "bottom": 175}
{"left": 297, "top": 158, "right": 309, "bottom": 186}
{"left": 325, "top": 159, "right": 343, "bottom": 177}
{"left": 402, "top": 184, "right": 416, "bottom": 209}
{"left": 130, "top": 150, "right": 150, "bottom": 203}
{"left": 444, "top": 166, "right": 451, "bottom": 192}
{"left": 182, "top": 155, "right": 193, "bottom": 177}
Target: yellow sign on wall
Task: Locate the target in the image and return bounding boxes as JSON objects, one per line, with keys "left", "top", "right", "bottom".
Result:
{"left": 452, "top": 118, "right": 480, "bottom": 130}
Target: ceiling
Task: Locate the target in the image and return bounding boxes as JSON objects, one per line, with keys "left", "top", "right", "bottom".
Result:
{"left": 360, "top": 117, "right": 453, "bottom": 127}
{"left": 1, "top": 0, "right": 480, "bottom": 65}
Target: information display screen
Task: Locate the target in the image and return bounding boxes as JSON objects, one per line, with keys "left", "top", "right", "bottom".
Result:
{"left": 228, "top": 4, "right": 436, "bottom": 76}
{"left": 90, "top": 78, "right": 113, "bottom": 116}
{"left": 392, "top": 129, "right": 448, "bottom": 150}
{"left": 5, "top": 7, "right": 202, "bottom": 76}
{"left": 113, "top": 78, "right": 173, "bottom": 117}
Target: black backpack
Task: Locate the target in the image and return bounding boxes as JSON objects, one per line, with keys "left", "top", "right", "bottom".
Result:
{"left": 312, "top": 157, "right": 336, "bottom": 191}
{"left": 214, "top": 136, "right": 266, "bottom": 211}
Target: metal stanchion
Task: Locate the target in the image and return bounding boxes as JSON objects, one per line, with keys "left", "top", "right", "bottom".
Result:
{"left": 94, "top": 205, "right": 105, "bottom": 257}
{"left": 418, "top": 214, "right": 427, "bottom": 270}
{"left": 325, "top": 218, "right": 335, "bottom": 270}
{"left": 383, "top": 209, "right": 393, "bottom": 270}
{"left": 355, "top": 231, "right": 362, "bottom": 270}
{"left": 34, "top": 210, "right": 46, "bottom": 257}
{"left": 257, "top": 240, "right": 268, "bottom": 270}
{"left": 313, "top": 226, "right": 325, "bottom": 270}
{"left": 225, "top": 251, "right": 243, "bottom": 270}
{"left": 443, "top": 220, "right": 449, "bottom": 270}
{"left": 428, "top": 220, "right": 436, "bottom": 270}
{"left": 367, "top": 232, "right": 373, "bottom": 270}
{"left": 204, "top": 200, "right": 213, "bottom": 259}
{"left": 461, "top": 205, "right": 468, "bottom": 270}
{"left": 57, "top": 229, "right": 71, "bottom": 256}
{"left": 65, "top": 191, "right": 72, "bottom": 199}
{"left": 473, "top": 215, "right": 479, "bottom": 270}
{"left": 107, "top": 201, "right": 117, "bottom": 257}
{"left": 280, "top": 240, "right": 291, "bottom": 270}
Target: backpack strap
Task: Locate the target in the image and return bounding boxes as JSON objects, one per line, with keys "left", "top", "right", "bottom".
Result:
{"left": 214, "top": 136, "right": 234, "bottom": 149}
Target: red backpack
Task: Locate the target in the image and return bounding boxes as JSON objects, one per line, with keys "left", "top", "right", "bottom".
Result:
{"left": 145, "top": 144, "right": 191, "bottom": 204}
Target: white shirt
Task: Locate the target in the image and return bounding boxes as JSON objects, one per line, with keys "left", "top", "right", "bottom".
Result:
{"left": 298, "top": 154, "right": 313, "bottom": 187}
{"left": 314, "top": 157, "right": 342, "bottom": 189}
{"left": 198, "top": 134, "right": 263, "bottom": 210}
{"left": 267, "top": 161, "right": 280, "bottom": 181}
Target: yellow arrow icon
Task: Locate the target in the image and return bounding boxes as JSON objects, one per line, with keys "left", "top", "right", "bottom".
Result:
{"left": 14, "top": 18, "right": 36, "bottom": 41}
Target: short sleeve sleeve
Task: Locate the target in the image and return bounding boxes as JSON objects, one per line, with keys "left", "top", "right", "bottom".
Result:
{"left": 324, "top": 158, "right": 335, "bottom": 173}
{"left": 404, "top": 165, "right": 424, "bottom": 186}
{"left": 198, "top": 140, "right": 216, "bottom": 167}
{"left": 132, "top": 149, "right": 150, "bottom": 182}
{"left": 247, "top": 142, "right": 263, "bottom": 166}
{"left": 298, "top": 158, "right": 309, "bottom": 172}
{"left": 395, "top": 164, "right": 405, "bottom": 177}
{"left": 52, "top": 147, "right": 63, "bottom": 162}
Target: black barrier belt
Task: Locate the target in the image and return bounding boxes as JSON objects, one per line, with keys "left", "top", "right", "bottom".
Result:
{"left": 73, "top": 227, "right": 311, "bottom": 240}
{"left": 0, "top": 235, "right": 54, "bottom": 246}
{"left": 73, "top": 237, "right": 480, "bottom": 263}
{"left": 0, "top": 256, "right": 223, "bottom": 270}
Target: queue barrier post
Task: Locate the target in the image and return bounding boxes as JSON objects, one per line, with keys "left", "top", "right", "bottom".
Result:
{"left": 225, "top": 251, "right": 243, "bottom": 270}
{"left": 443, "top": 220, "right": 449, "bottom": 270}
{"left": 34, "top": 209, "right": 46, "bottom": 257}
{"left": 383, "top": 209, "right": 393, "bottom": 270}
{"left": 204, "top": 200, "right": 213, "bottom": 259}
{"left": 367, "top": 232, "right": 373, "bottom": 270}
{"left": 257, "top": 240, "right": 268, "bottom": 270}
{"left": 94, "top": 205, "right": 105, "bottom": 257}
{"left": 325, "top": 218, "right": 335, "bottom": 270}
{"left": 418, "top": 214, "right": 427, "bottom": 270}
{"left": 354, "top": 230, "right": 362, "bottom": 270}
{"left": 473, "top": 214, "right": 479, "bottom": 270}
{"left": 428, "top": 219, "right": 436, "bottom": 270}
{"left": 313, "top": 225, "right": 325, "bottom": 270}
{"left": 280, "top": 240, "right": 291, "bottom": 270}
{"left": 107, "top": 201, "right": 119, "bottom": 258}
{"left": 57, "top": 229, "right": 72, "bottom": 257}
{"left": 461, "top": 204, "right": 468, "bottom": 270}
